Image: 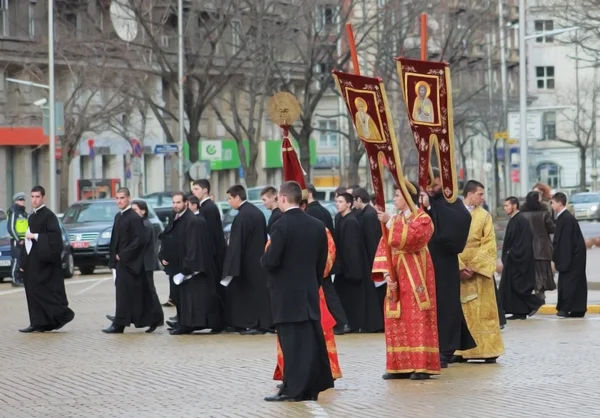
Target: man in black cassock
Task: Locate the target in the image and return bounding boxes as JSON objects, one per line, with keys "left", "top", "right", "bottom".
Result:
{"left": 160, "top": 193, "right": 223, "bottom": 335}
{"left": 261, "top": 181, "right": 334, "bottom": 402}
{"left": 193, "top": 179, "right": 227, "bottom": 328}
{"left": 306, "top": 184, "right": 349, "bottom": 335}
{"left": 498, "top": 197, "right": 543, "bottom": 320}
{"left": 222, "top": 184, "right": 272, "bottom": 335}
{"left": 420, "top": 169, "right": 476, "bottom": 367}
{"left": 19, "top": 186, "right": 74, "bottom": 333}
{"left": 103, "top": 188, "right": 155, "bottom": 334}
{"left": 332, "top": 193, "right": 383, "bottom": 333}
{"left": 261, "top": 186, "right": 284, "bottom": 235}
{"left": 352, "top": 187, "right": 386, "bottom": 320}
{"left": 551, "top": 193, "right": 588, "bottom": 318}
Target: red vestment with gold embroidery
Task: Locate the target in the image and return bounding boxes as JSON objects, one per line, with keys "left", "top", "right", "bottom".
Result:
{"left": 372, "top": 209, "right": 441, "bottom": 374}
{"left": 271, "top": 228, "right": 342, "bottom": 380}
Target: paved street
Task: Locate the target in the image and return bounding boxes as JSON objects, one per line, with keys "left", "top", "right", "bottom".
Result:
{"left": 1, "top": 272, "right": 600, "bottom": 418}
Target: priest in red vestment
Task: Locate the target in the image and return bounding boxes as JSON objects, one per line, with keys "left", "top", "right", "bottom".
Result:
{"left": 372, "top": 183, "right": 441, "bottom": 380}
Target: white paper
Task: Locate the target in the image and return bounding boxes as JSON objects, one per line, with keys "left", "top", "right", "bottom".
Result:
{"left": 220, "top": 275, "right": 233, "bottom": 287}
{"left": 330, "top": 274, "right": 335, "bottom": 283}
{"left": 112, "top": 269, "right": 117, "bottom": 284}
{"left": 25, "top": 228, "right": 32, "bottom": 255}
{"left": 173, "top": 273, "right": 185, "bottom": 285}
{"left": 375, "top": 280, "right": 386, "bottom": 288}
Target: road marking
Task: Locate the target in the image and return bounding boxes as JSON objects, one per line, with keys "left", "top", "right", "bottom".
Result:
{"left": 0, "top": 276, "right": 111, "bottom": 297}
{"left": 76, "top": 277, "right": 111, "bottom": 295}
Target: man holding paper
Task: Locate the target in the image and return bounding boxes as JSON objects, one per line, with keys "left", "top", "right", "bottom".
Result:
{"left": 159, "top": 192, "right": 222, "bottom": 335}
{"left": 19, "top": 185, "right": 74, "bottom": 333}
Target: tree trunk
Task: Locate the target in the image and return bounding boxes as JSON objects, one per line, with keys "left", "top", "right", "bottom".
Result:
{"left": 239, "top": 139, "right": 259, "bottom": 187}
{"left": 347, "top": 141, "right": 363, "bottom": 187}
{"left": 580, "top": 147, "right": 587, "bottom": 191}
{"left": 188, "top": 133, "right": 200, "bottom": 163}
{"left": 59, "top": 155, "right": 72, "bottom": 212}
{"left": 297, "top": 124, "right": 312, "bottom": 182}
{"left": 493, "top": 140, "right": 501, "bottom": 211}
{"left": 458, "top": 144, "right": 468, "bottom": 182}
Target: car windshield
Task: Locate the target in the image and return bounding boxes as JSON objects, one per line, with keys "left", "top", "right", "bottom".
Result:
{"left": 570, "top": 194, "right": 600, "bottom": 204}
{"left": 0, "top": 220, "right": 10, "bottom": 239}
{"left": 62, "top": 201, "right": 119, "bottom": 224}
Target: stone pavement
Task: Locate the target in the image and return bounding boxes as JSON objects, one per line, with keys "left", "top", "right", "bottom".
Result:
{"left": 1, "top": 273, "right": 600, "bottom": 418}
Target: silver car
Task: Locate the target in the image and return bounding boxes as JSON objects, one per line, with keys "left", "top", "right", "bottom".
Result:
{"left": 570, "top": 192, "right": 600, "bottom": 221}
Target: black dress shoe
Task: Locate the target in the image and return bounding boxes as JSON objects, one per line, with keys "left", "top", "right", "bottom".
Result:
{"left": 276, "top": 383, "right": 283, "bottom": 389}
{"left": 382, "top": 372, "right": 411, "bottom": 380}
{"left": 166, "top": 320, "right": 178, "bottom": 329}
{"left": 102, "top": 325, "right": 125, "bottom": 334}
{"left": 19, "top": 326, "right": 39, "bottom": 333}
{"left": 557, "top": 311, "right": 568, "bottom": 318}
{"left": 169, "top": 327, "right": 193, "bottom": 335}
{"left": 169, "top": 315, "right": 178, "bottom": 321}
{"left": 264, "top": 394, "right": 303, "bottom": 402}
{"left": 146, "top": 323, "right": 159, "bottom": 333}
{"left": 410, "top": 372, "right": 431, "bottom": 380}
{"left": 450, "top": 355, "right": 467, "bottom": 364}
{"left": 507, "top": 314, "right": 527, "bottom": 320}
{"left": 162, "top": 300, "right": 174, "bottom": 307}
{"left": 106, "top": 314, "right": 115, "bottom": 322}
{"left": 484, "top": 357, "right": 498, "bottom": 364}
{"left": 303, "top": 392, "right": 318, "bottom": 401}
{"left": 568, "top": 312, "right": 586, "bottom": 318}
{"left": 239, "top": 329, "right": 263, "bottom": 335}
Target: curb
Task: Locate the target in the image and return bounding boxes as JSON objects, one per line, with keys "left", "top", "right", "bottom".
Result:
{"left": 538, "top": 305, "right": 600, "bottom": 315}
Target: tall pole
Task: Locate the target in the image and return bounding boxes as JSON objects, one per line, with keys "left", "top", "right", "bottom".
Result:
{"left": 498, "top": 0, "right": 510, "bottom": 198}
{"left": 518, "top": 0, "right": 528, "bottom": 196}
{"left": 485, "top": 33, "right": 493, "bottom": 206}
{"left": 177, "top": 0, "right": 185, "bottom": 190}
{"left": 48, "top": 0, "right": 57, "bottom": 211}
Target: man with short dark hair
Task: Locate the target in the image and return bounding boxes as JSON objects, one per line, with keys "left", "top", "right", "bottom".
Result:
{"left": 192, "top": 179, "right": 227, "bottom": 327}
{"left": 498, "top": 196, "right": 543, "bottom": 320}
{"left": 187, "top": 195, "right": 201, "bottom": 215}
{"left": 160, "top": 192, "right": 223, "bottom": 334}
{"left": 551, "top": 192, "right": 588, "bottom": 318}
{"left": 103, "top": 187, "right": 152, "bottom": 334}
{"left": 261, "top": 181, "right": 333, "bottom": 402}
{"left": 333, "top": 192, "right": 382, "bottom": 333}
{"left": 453, "top": 180, "right": 504, "bottom": 363}
{"left": 19, "top": 185, "right": 74, "bottom": 333}
{"left": 306, "top": 183, "right": 348, "bottom": 334}
{"left": 261, "top": 186, "right": 283, "bottom": 234}
{"left": 351, "top": 187, "right": 384, "bottom": 330}
{"left": 222, "top": 184, "right": 272, "bottom": 334}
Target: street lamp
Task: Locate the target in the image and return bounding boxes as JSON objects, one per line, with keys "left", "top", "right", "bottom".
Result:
{"left": 177, "top": 0, "right": 185, "bottom": 190}
{"left": 518, "top": 0, "right": 578, "bottom": 196}
{"left": 48, "top": 0, "right": 56, "bottom": 211}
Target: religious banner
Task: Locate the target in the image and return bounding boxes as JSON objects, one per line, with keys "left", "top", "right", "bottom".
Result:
{"left": 396, "top": 58, "right": 458, "bottom": 203}
{"left": 332, "top": 71, "right": 416, "bottom": 212}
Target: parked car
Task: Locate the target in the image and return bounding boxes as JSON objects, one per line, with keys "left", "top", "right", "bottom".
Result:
{"left": 569, "top": 192, "right": 600, "bottom": 221}
{"left": 0, "top": 215, "right": 74, "bottom": 281}
{"left": 61, "top": 199, "right": 164, "bottom": 275}
{"left": 142, "top": 192, "right": 174, "bottom": 225}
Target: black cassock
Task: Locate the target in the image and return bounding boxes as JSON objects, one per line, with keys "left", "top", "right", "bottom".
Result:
{"left": 499, "top": 212, "right": 543, "bottom": 315}
{"left": 109, "top": 208, "right": 155, "bottom": 328}
{"left": 306, "top": 201, "right": 348, "bottom": 330}
{"left": 222, "top": 202, "right": 272, "bottom": 330}
{"left": 355, "top": 204, "right": 386, "bottom": 315}
{"left": 141, "top": 218, "right": 164, "bottom": 326}
{"left": 198, "top": 199, "right": 227, "bottom": 291}
{"left": 21, "top": 206, "right": 74, "bottom": 331}
{"left": 425, "top": 194, "right": 476, "bottom": 355}
{"left": 267, "top": 207, "right": 284, "bottom": 235}
{"left": 261, "top": 209, "right": 333, "bottom": 399}
{"left": 332, "top": 212, "right": 383, "bottom": 333}
{"left": 160, "top": 210, "right": 222, "bottom": 330}
{"left": 553, "top": 210, "right": 588, "bottom": 315}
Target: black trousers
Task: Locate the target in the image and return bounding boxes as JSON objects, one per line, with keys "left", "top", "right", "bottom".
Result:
{"left": 322, "top": 277, "right": 348, "bottom": 330}
{"left": 11, "top": 242, "right": 23, "bottom": 283}
{"left": 169, "top": 275, "right": 180, "bottom": 307}
{"left": 277, "top": 320, "right": 334, "bottom": 398}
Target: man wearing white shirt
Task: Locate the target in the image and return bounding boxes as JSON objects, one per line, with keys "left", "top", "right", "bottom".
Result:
{"left": 19, "top": 185, "right": 74, "bottom": 333}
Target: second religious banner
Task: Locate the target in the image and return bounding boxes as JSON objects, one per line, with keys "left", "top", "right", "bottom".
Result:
{"left": 396, "top": 58, "right": 458, "bottom": 203}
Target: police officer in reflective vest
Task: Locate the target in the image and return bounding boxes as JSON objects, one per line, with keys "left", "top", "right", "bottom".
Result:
{"left": 7, "top": 192, "right": 28, "bottom": 287}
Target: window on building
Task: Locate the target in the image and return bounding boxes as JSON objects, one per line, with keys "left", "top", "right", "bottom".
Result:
{"left": 316, "top": 5, "right": 337, "bottom": 31}
{"left": 535, "top": 66, "right": 554, "bottom": 89}
{"left": 534, "top": 20, "right": 554, "bottom": 43}
{"left": 28, "top": 2, "right": 35, "bottom": 38}
{"left": 543, "top": 112, "right": 556, "bottom": 141}
{"left": 537, "top": 162, "right": 560, "bottom": 189}
{"left": 0, "top": 0, "right": 8, "bottom": 37}
{"left": 31, "top": 148, "right": 40, "bottom": 186}
{"left": 318, "top": 120, "right": 338, "bottom": 149}
{"left": 231, "top": 21, "right": 241, "bottom": 54}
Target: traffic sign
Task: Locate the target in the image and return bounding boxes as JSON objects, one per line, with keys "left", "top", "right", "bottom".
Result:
{"left": 55, "top": 147, "right": 62, "bottom": 160}
{"left": 42, "top": 102, "right": 65, "bottom": 136}
{"left": 494, "top": 131, "right": 508, "bottom": 140}
{"left": 131, "top": 138, "right": 142, "bottom": 157}
{"left": 153, "top": 144, "right": 179, "bottom": 154}
{"left": 188, "top": 160, "right": 211, "bottom": 181}
{"left": 88, "top": 138, "right": 95, "bottom": 160}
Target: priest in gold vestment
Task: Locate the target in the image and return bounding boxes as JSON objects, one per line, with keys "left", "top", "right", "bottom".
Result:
{"left": 454, "top": 180, "right": 504, "bottom": 363}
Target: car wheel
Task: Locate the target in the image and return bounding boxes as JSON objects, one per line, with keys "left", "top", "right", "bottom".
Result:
{"left": 79, "top": 265, "right": 95, "bottom": 275}
{"left": 63, "top": 252, "right": 75, "bottom": 279}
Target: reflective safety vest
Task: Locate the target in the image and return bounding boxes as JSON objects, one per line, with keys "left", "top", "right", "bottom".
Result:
{"left": 14, "top": 216, "right": 28, "bottom": 239}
